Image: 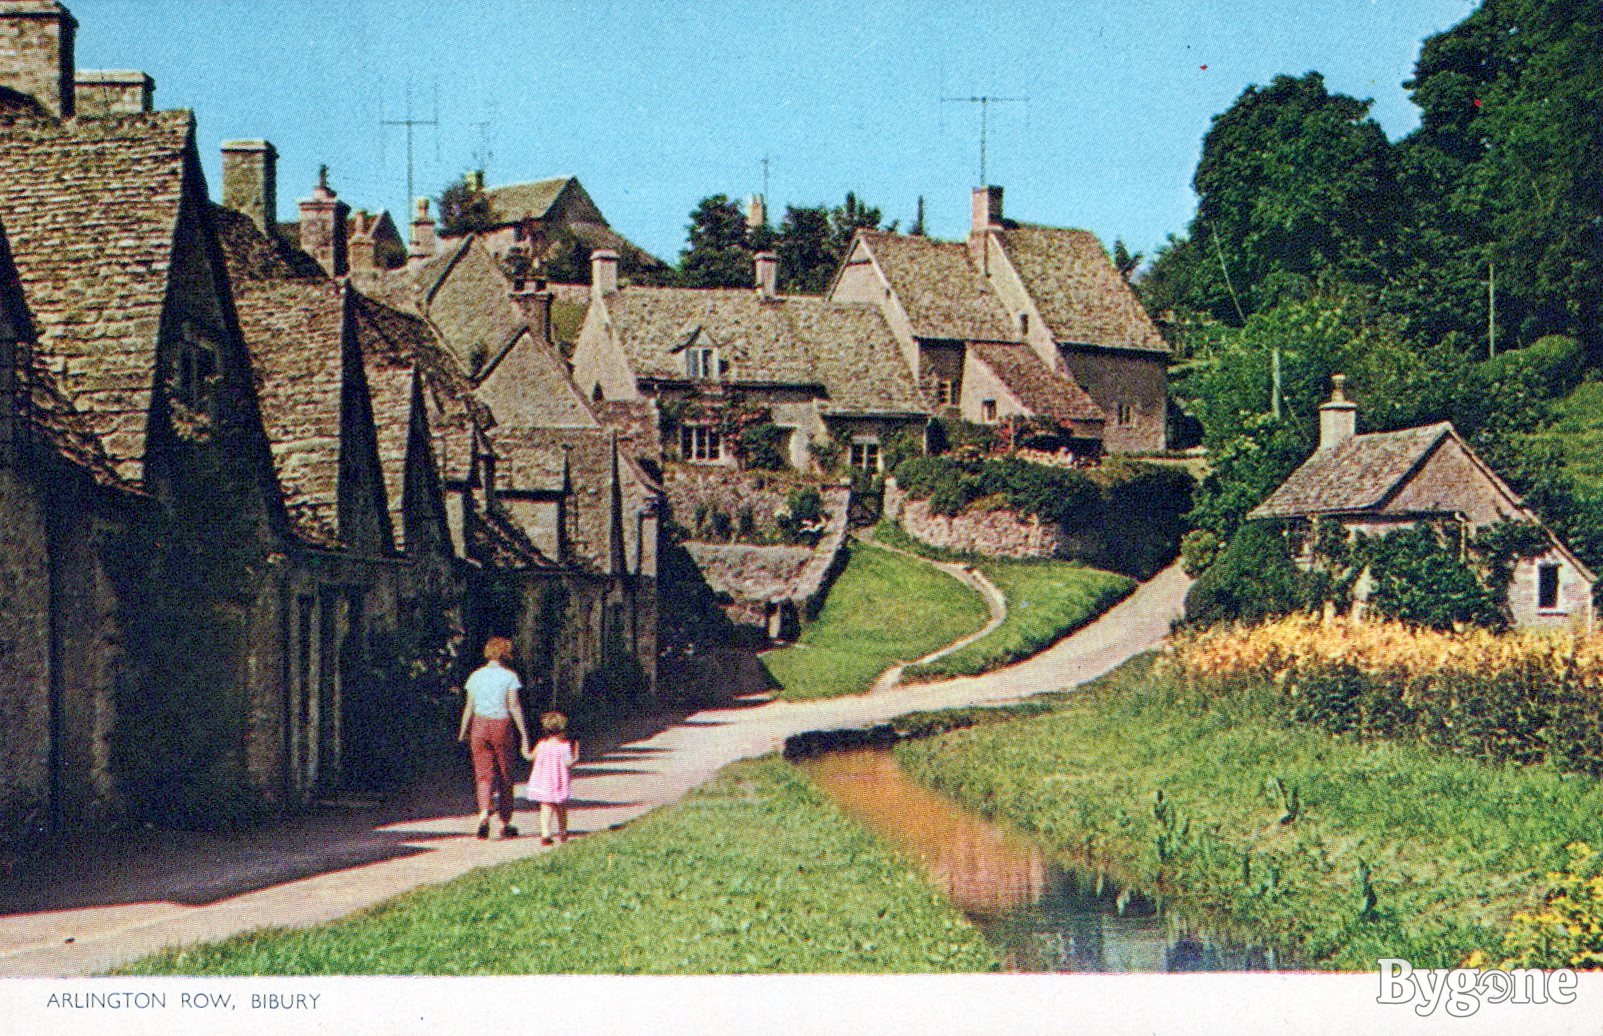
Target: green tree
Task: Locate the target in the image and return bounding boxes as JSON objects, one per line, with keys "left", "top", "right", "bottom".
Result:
{"left": 1143, "top": 73, "right": 1404, "bottom": 325}
{"left": 436, "top": 171, "right": 493, "bottom": 237}
{"left": 677, "top": 194, "right": 754, "bottom": 288}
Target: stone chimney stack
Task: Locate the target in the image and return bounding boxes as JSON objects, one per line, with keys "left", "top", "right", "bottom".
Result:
{"left": 298, "top": 165, "right": 348, "bottom": 279}
{"left": 74, "top": 69, "right": 153, "bottom": 115}
{"left": 409, "top": 197, "right": 436, "bottom": 261}
{"left": 0, "top": 0, "right": 77, "bottom": 118}
{"left": 347, "top": 211, "right": 379, "bottom": 274}
{"left": 746, "top": 194, "right": 767, "bottom": 231}
{"left": 221, "top": 139, "right": 277, "bottom": 235}
{"left": 754, "top": 251, "right": 778, "bottom": 299}
{"left": 1318, "top": 374, "right": 1358, "bottom": 451}
{"left": 970, "top": 185, "right": 1004, "bottom": 236}
{"left": 591, "top": 249, "right": 619, "bottom": 298}
{"left": 510, "top": 278, "right": 555, "bottom": 345}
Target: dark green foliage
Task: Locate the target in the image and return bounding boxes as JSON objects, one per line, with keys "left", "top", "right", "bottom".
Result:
{"left": 777, "top": 487, "right": 824, "bottom": 545}
{"left": 436, "top": 173, "right": 493, "bottom": 238}
{"left": 1183, "top": 522, "right": 1327, "bottom": 626}
{"left": 738, "top": 421, "right": 788, "bottom": 471}
{"left": 1361, "top": 526, "right": 1504, "bottom": 631}
{"left": 894, "top": 455, "right": 1193, "bottom": 579}
{"left": 775, "top": 205, "right": 833, "bottom": 295}
{"left": 926, "top": 416, "right": 996, "bottom": 459}
{"left": 677, "top": 195, "right": 753, "bottom": 289}
{"left": 351, "top": 600, "right": 461, "bottom": 789}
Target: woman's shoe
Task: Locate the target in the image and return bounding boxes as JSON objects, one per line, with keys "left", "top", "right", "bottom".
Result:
{"left": 539, "top": 835, "right": 554, "bottom": 846}
{"left": 475, "top": 819, "right": 490, "bottom": 839}
{"left": 501, "top": 825, "right": 519, "bottom": 839}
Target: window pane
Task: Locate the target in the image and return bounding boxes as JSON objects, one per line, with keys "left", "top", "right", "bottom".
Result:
{"left": 1538, "top": 564, "right": 1560, "bottom": 610}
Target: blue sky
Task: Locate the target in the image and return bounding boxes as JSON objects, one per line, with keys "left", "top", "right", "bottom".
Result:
{"left": 71, "top": 0, "right": 1477, "bottom": 264}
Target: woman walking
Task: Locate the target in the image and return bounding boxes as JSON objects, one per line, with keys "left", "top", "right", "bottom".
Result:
{"left": 457, "top": 636, "right": 530, "bottom": 839}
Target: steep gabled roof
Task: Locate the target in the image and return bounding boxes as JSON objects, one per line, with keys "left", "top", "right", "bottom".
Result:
{"left": 602, "top": 286, "right": 921, "bottom": 411}
{"left": 415, "top": 236, "right": 527, "bottom": 371}
{"left": 484, "top": 177, "right": 576, "bottom": 227}
{"left": 1249, "top": 423, "right": 1456, "bottom": 520}
{"left": 997, "top": 226, "right": 1167, "bottom": 354}
{"left": 968, "top": 341, "right": 1104, "bottom": 424}
{"left": 855, "top": 230, "right": 1018, "bottom": 342}
{"left": 233, "top": 279, "right": 348, "bottom": 547}
{"left": 212, "top": 204, "right": 325, "bottom": 284}
{"left": 0, "top": 110, "right": 196, "bottom": 483}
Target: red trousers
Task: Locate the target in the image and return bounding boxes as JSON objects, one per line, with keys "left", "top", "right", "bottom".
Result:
{"left": 469, "top": 716, "right": 516, "bottom": 823}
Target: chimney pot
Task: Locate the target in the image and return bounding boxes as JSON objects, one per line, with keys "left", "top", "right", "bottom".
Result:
{"left": 298, "top": 168, "right": 348, "bottom": 278}
{"left": 746, "top": 194, "right": 767, "bottom": 230}
{"left": 510, "top": 284, "right": 555, "bottom": 345}
{"left": 591, "top": 249, "right": 619, "bottom": 297}
{"left": 1318, "top": 373, "right": 1358, "bottom": 450}
{"left": 221, "top": 139, "right": 277, "bottom": 235}
{"left": 754, "top": 251, "right": 778, "bottom": 299}
{"left": 409, "top": 196, "right": 436, "bottom": 261}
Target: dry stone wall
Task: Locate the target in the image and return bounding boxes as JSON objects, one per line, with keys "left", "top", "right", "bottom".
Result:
{"left": 883, "top": 477, "right": 1068, "bottom": 559}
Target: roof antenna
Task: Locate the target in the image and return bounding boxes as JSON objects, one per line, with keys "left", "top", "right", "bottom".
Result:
{"left": 940, "top": 95, "right": 1028, "bottom": 186}
{"left": 381, "top": 81, "right": 440, "bottom": 218}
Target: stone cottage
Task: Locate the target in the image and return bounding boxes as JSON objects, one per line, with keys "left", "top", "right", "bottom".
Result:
{"left": 0, "top": 33, "right": 368, "bottom": 833}
{"left": 427, "top": 172, "right": 666, "bottom": 283}
{"left": 1250, "top": 376, "right": 1595, "bottom": 630}
{"left": 572, "top": 249, "right": 927, "bottom": 474}
{"left": 829, "top": 186, "right": 1169, "bottom": 455}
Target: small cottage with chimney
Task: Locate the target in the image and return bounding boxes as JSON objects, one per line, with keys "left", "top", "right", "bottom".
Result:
{"left": 1250, "top": 376, "right": 1595, "bottom": 630}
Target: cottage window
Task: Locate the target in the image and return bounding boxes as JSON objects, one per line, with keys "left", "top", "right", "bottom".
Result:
{"left": 980, "top": 399, "right": 998, "bottom": 424}
{"left": 1116, "top": 402, "right": 1135, "bottom": 427}
{"left": 685, "top": 347, "right": 719, "bottom": 381}
{"left": 1538, "top": 563, "right": 1561, "bottom": 610}
{"left": 174, "top": 322, "right": 218, "bottom": 410}
{"left": 935, "top": 379, "right": 956, "bottom": 406}
{"left": 681, "top": 424, "right": 722, "bottom": 463}
{"left": 1020, "top": 313, "right": 1029, "bottom": 335}
{"left": 849, "top": 440, "right": 881, "bottom": 472}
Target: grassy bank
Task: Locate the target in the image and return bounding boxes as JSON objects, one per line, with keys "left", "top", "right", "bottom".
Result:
{"left": 761, "top": 540, "right": 987, "bottom": 700}
{"left": 119, "top": 758, "right": 998, "bottom": 975}
{"left": 875, "top": 522, "right": 1134, "bottom": 681}
{"left": 894, "top": 655, "right": 1603, "bottom": 970}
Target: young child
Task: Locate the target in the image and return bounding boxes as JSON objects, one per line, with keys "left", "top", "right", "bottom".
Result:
{"left": 523, "top": 711, "right": 578, "bottom": 845}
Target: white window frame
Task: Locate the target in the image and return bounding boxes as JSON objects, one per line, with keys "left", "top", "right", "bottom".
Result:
{"left": 680, "top": 424, "right": 723, "bottom": 463}
{"left": 1537, "top": 562, "right": 1563, "bottom": 612}
{"left": 685, "top": 346, "right": 719, "bottom": 381}
{"left": 980, "top": 399, "right": 998, "bottom": 424}
{"left": 935, "top": 379, "right": 956, "bottom": 406}
{"left": 1115, "top": 402, "right": 1135, "bottom": 427}
{"left": 849, "top": 440, "right": 882, "bottom": 473}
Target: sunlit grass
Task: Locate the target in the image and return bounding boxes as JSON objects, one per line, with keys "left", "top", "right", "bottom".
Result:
{"left": 118, "top": 758, "right": 998, "bottom": 975}
{"left": 760, "top": 541, "right": 988, "bottom": 700}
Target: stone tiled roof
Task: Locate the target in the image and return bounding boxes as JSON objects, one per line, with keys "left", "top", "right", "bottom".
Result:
{"left": 418, "top": 236, "right": 527, "bottom": 371}
{"left": 0, "top": 111, "right": 195, "bottom": 483}
{"left": 603, "top": 287, "right": 921, "bottom": 411}
{"left": 856, "top": 231, "right": 1018, "bottom": 342}
{"left": 968, "top": 341, "right": 1104, "bottom": 424}
{"left": 593, "top": 399, "right": 662, "bottom": 463}
{"left": 998, "top": 226, "right": 1167, "bottom": 354}
{"left": 233, "top": 279, "right": 348, "bottom": 548}
{"left": 484, "top": 177, "right": 573, "bottom": 227}
{"left": 26, "top": 352, "right": 127, "bottom": 488}
{"left": 473, "top": 504, "right": 557, "bottom": 571}
{"left": 213, "top": 204, "right": 324, "bottom": 284}
{"left": 1249, "top": 423, "right": 1454, "bottom": 520}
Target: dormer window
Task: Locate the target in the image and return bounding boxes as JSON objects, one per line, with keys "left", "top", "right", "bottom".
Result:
{"left": 980, "top": 399, "right": 998, "bottom": 424}
{"left": 686, "top": 346, "right": 719, "bottom": 381}
{"left": 936, "top": 379, "right": 956, "bottom": 406}
{"left": 1019, "top": 313, "right": 1029, "bottom": 335}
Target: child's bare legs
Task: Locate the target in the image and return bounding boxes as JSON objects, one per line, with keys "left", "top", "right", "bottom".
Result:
{"left": 555, "top": 804, "right": 569, "bottom": 841}
{"left": 539, "top": 803, "right": 555, "bottom": 841}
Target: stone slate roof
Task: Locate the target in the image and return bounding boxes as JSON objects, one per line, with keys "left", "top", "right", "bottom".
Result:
{"left": 968, "top": 341, "right": 1104, "bottom": 424}
{"left": 473, "top": 504, "right": 557, "bottom": 571}
{"left": 0, "top": 110, "right": 195, "bottom": 483}
{"left": 1249, "top": 423, "right": 1454, "bottom": 520}
{"left": 484, "top": 177, "right": 574, "bottom": 227}
{"left": 856, "top": 231, "right": 1018, "bottom": 343}
{"left": 593, "top": 399, "right": 661, "bottom": 463}
{"left": 998, "top": 226, "right": 1168, "bottom": 354}
{"left": 603, "top": 287, "right": 922, "bottom": 412}
{"left": 416, "top": 237, "right": 527, "bottom": 371}
{"left": 26, "top": 352, "right": 127, "bottom": 488}
{"left": 233, "top": 280, "right": 348, "bottom": 548}
{"left": 212, "top": 204, "right": 324, "bottom": 284}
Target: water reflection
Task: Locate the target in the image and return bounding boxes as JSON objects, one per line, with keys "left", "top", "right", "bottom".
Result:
{"left": 802, "top": 748, "right": 1283, "bottom": 973}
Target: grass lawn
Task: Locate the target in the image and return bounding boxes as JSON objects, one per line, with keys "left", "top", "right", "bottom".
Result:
{"left": 1527, "top": 377, "right": 1603, "bottom": 494}
{"left": 118, "top": 758, "right": 998, "bottom": 975}
{"left": 875, "top": 522, "right": 1135, "bottom": 681}
{"left": 894, "top": 655, "right": 1603, "bottom": 970}
{"left": 760, "top": 540, "right": 988, "bottom": 700}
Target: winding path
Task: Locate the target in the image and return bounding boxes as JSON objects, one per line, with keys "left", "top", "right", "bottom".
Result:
{"left": 0, "top": 563, "right": 1190, "bottom": 976}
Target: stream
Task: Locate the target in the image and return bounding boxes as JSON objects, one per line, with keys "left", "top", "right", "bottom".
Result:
{"left": 801, "top": 748, "right": 1287, "bottom": 973}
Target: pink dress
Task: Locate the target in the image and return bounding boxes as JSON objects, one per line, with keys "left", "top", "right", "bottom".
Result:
{"left": 528, "top": 737, "right": 574, "bottom": 804}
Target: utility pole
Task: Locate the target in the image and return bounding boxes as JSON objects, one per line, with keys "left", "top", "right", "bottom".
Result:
{"left": 1271, "top": 347, "right": 1283, "bottom": 420}
{"left": 940, "top": 95, "right": 1028, "bottom": 185}
{"left": 761, "top": 155, "right": 771, "bottom": 202}
{"left": 381, "top": 83, "right": 439, "bottom": 215}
